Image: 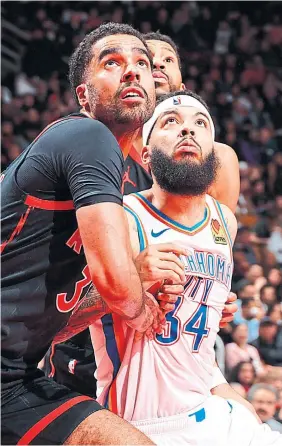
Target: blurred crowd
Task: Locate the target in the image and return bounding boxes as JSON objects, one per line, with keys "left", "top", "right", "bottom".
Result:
{"left": 1, "top": 1, "right": 282, "bottom": 430}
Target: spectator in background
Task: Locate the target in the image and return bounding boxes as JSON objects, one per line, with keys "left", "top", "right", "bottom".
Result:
{"left": 225, "top": 324, "right": 264, "bottom": 375}
{"left": 267, "top": 303, "right": 282, "bottom": 325}
{"left": 251, "top": 318, "right": 282, "bottom": 367}
{"left": 234, "top": 298, "right": 261, "bottom": 342}
{"left": 260, "top": 284, "right": 279, "bottom": 310}
{"left": 229, "top": 361, "right": 257, "bottom": 392}
{"left": 268, "top": 268, "right": 282, "bottom": 299}
{"left": 248, "top": 384, "right": 282, "bottom": 433}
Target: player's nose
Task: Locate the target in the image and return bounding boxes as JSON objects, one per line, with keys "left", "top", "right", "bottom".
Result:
{"left": 121, "top": 65, "right": 140, "bottom": 83}
{"left": 153, "top": 58, "right": 165, "bottom": 70}
{"left": 179, "top": 126, "right": 195, "bottom": 138}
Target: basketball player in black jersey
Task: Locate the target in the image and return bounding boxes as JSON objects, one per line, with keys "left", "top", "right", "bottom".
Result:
{"left": 47, "top": 31, "right": 239, "bottom": 402}
{"left": 1, "top": 23, "right": 166, "bottom": 445}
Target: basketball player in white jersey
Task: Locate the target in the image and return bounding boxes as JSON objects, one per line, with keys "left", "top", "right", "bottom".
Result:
{"left": 90, "top": 91, "right": 281, "bottom": 446}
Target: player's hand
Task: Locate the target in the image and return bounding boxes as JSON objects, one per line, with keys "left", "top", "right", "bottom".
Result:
{"left": 133, "top": 292, "right": 166, "bottom": 341}
{"left": 134, "top": 243, "right": 187, "bottom": 291}
{"left": 219, "top": 292, "right": 238, "bottom": 328}
{"left": 157, "top": 279, "right": 184, "bottom": 315}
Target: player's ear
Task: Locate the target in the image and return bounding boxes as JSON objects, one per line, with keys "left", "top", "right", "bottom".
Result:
{"left": 141, "top": 145, "right": 151, "bottom": 165}
{"left": 76, "top": 84, "right": 90, "bottom": 109}
{"left": 180, "top": 83, "right": 186, "bottom": 91}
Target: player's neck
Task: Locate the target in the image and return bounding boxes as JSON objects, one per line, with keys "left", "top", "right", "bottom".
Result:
{"left": 151, "top": 184, "right": 207, "bottom": 228}
{"left": 132, "top": 130, "right": 143, "bottom": 155}
{"left": 116, "top": 129, "right": 140, "bottom": 159}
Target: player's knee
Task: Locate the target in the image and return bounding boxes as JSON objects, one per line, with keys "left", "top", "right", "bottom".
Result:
{"left": 64, "top": 409, "right": 154, "bottom": 445}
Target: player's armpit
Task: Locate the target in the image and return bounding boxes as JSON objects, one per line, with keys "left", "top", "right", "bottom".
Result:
{"left": 208, "top": 143, "right": 240, "bottom": 213}
{"left": 76, "top": 202, "right": 152, "bottom": 329}
{"left": 219, "top": 203, "right": 238, "bottom": 246}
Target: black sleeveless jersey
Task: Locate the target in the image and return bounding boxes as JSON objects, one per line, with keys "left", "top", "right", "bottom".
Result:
{"left": 1, "top": 113, "right": 123, "bottom": 386}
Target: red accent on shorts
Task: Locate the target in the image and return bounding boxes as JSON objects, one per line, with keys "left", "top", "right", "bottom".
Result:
{"left": 25, "top": 195, "right": 74, "bottom": 211}
{"left": 17, "top": 395, "right": 93, "bottom": 445}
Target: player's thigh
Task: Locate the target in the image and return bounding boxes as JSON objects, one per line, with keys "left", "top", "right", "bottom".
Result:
{"left": 65, "top": 409, "right": 155, "bottom": 445}
{"left": 1, "top": 375, "right": 102, "bottom": 445}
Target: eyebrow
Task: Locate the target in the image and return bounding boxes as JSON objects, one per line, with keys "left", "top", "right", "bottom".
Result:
{"left": 98, "top": 46, "right": 150, "bottom": 62}
{"left": 157, "top": 109, "right": 211, "bottom": 124}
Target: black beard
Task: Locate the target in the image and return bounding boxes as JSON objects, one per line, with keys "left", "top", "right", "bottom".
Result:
{"left": 150, "top": 147, "right": 220, "bottom": 196}
{"left": 87, "top": 83, "right": 154, "bottom": 131}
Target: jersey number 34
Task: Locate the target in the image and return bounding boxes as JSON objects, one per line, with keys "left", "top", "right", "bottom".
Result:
{"left": 156, "top": 296, "right": 210, "bottom": 352}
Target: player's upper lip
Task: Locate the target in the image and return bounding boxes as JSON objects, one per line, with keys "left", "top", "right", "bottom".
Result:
{"left": 175, "top": 139, "right": 199, "bottom": 151}
{"left": 120, "top": 87, "right": 145, "bottom": 99}
{"left": 153, "top": 70, "right": 168, "bottom": 80}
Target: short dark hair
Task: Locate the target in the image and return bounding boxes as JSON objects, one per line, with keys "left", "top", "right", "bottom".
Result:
{"left": 144, "top": 31, "right": 181, "bottom": 69}
{"left": 260, "top": 283, "right": 275, "bottom": 296}
{"left": 241, "top": 298, "right": 254, "bottom": 308}
{"left": 146, "top": 90, "right": 209, "bottom": 144}
{"left": 228, "top": 361, "right": 256, "bottom": 384}
{"left": 69, "top": 22, "right": 153, "bottom": 104}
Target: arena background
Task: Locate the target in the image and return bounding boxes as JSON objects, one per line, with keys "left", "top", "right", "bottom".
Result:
{"left": 1, "top": 0, "right": 282, "bottom": 429}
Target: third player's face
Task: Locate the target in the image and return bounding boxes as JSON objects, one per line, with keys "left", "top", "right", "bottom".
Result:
{"left": 148, "top": 106, "right": 213, "bottom": 162}
{"left": 146, "top": 40, "right": 183, "bottom": 98}
{"left": 86, "top": 34, "right": 156, "bottom": 131}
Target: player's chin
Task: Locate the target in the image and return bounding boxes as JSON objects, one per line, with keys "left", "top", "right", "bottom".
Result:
{"left": 155, "top": 84, "right": 170, "bottom": 97}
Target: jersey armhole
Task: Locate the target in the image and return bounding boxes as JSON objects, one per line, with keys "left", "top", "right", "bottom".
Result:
{"left": 124, "top": 205, "right": 147, "bottom": 252}
{"left": 213, "top": 199, "right": 233, "bottom": 247}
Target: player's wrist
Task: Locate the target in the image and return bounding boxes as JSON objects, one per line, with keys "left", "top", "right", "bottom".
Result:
{"left": 126, "top": 303, "right": 153, "bottom": 332}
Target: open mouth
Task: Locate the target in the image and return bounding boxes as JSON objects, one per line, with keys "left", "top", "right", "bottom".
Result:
{"left": 120, "top": 87, "right": 144, "bottom": 100}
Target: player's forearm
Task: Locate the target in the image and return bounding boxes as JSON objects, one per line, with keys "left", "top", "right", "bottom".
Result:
{"left": 52, "top": 286, "right": 108, "bottom": 344}
{"left": 77, "top": 203, "right": 146, "bottom": 321}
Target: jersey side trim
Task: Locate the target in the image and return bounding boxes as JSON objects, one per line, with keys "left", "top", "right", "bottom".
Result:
{"left": 134, "top": 192, "right": 211, "bottom": 235}
{"left": 213, "top": 198, "right": 233, "bottom": 259}
{"left": 25, "top": 195, "right": 74, "bottom": 210}
{"left": 124, "top": 204, "right": 147, "bottom": 252}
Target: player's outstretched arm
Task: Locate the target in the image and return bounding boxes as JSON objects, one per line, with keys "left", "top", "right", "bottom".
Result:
{"left": 208, "top": 143, "right": 240, "bottom": 214}
{"left": 77, "top": 203, "right": 153, "bottom": 331}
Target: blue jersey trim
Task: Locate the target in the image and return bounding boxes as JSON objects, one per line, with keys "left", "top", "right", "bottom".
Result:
{"left": 101, "top": 314, "right": 121, "bottom": 408}
{"left": 124, "top": 206, "right": 145, "bottom": 252}
{"left": 135, "top": 192, "right": 208, "bottom": 232}
{"left": 216, "top": 201, "right": 233, "bottom": 247}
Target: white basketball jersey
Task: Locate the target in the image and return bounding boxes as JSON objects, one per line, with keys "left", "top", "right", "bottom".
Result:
{"left": 91, "top": 192, "right": 233, "bottom": 421}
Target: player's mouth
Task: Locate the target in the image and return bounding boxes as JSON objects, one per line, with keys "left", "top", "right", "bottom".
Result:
{"left": 120, "top": 87, "right": 145, "bottom": 103}
{"left": 153, "top": 71, "right": 168, "bottom": 84}
{"left": 175, "top": 139, "right": 200, "bottom": 156}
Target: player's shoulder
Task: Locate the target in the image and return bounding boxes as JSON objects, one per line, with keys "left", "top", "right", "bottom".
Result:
{"left": 217, "top": 202, "right": 237, "bottom": 245}
{"left": 42, "top": 114, "right": 116, "bottom": 143}
{"left": 214, "top": 142, "right": 239, "bottom": 162}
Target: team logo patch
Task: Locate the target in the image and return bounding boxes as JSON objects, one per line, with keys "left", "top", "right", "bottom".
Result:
{"left": 173, "top": 96, "right": 182, "bottom": 105}
{"left": 211, "top": 219, "right": 227, "bottom": 245}
{"left": 68, "top": 359, "right": 78, "bottom": 375}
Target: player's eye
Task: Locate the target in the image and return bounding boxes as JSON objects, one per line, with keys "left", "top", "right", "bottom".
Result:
{"left": 164, "top": 116, "right": 178, "bottom": 125}
{"left": 104, "top": 60, "right": 119, "bottom": 68}
{"left": 165, "top": 57, "right": 174, "bottom": 63}
{"left": 195, "top": 119, "right": 207, "bottom": 128}
{"left": 137, "top": 59, "right": 149, "bottom": 68}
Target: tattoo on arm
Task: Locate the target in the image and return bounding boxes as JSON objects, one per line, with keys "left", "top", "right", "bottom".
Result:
{"left": 53, "top": 285, "right": 109, "bottom": 344}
